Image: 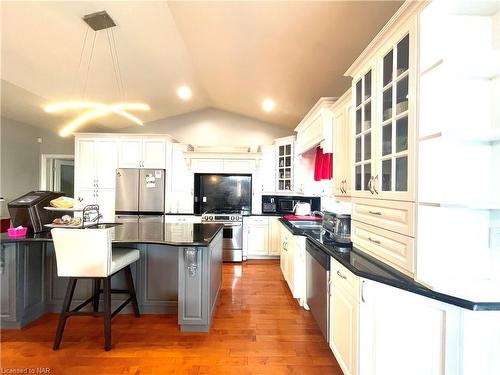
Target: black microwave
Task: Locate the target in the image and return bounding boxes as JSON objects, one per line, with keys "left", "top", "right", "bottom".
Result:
{"left": 278, "top": 198, "right": 295, "bottom": 213}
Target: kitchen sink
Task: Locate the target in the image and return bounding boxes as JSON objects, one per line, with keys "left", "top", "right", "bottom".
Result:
{"left": 289, "top": 220, "right": 323, "bottom": 230}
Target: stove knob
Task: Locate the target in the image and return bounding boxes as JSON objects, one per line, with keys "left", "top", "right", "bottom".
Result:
{"left": 230, "top": 215, "right": 234, "bottom": 221}
{"left": 210, "top": 216, "right": 214, "bottom": 221}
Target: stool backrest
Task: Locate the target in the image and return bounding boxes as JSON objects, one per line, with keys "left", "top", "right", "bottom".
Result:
{"left": 51, "top": 228, "right": 112, "bottom": 277}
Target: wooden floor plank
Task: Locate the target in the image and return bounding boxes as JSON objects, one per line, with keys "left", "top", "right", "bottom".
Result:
{"left": 1, "top": 260, "right": 342, "bottom": 374}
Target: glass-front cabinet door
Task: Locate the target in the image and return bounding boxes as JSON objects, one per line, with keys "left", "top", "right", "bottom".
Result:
{"left": 276, "top": 141, "right": 293, "bottom": 192}
{"left": 351, "top": 27, "right": 415, "bottom": 202}
{"left": 374, "top": 32, "right": 414, "bottom": 201}
{"left": 353, "top": 69, "right": 374, "bottom": 196}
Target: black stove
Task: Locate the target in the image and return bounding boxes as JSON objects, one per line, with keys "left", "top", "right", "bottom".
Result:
{"left": 201, "top": 209, "right": 246, "bottom": 223}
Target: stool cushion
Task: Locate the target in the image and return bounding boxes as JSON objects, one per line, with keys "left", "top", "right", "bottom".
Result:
{"left": 111, "top": 248, "right": 140, "bottom": 275}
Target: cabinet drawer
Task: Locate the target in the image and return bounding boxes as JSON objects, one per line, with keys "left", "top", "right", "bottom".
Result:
{"left": 164, "top": 215, "right": 201, "bottom": 223}
{"left": 330, "top": 257, "right": 359, "bottom": 299}
{"left": 352, "top": 220, "right": 415, "bottom": 277}
{"left": 352, "top": 198, "right": 415, "bottom": 237}
{"left": 244, "top": 216, "right": 269, "bottom": 225}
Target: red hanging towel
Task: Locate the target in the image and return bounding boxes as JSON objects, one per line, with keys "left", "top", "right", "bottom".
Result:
{"left": 314, "top": 146, "right": 323, "bottom": 181}
{"left": 322, "top": 152, "right": 333, "bottom": 180}
{"left": 314, "top": 146, "right": 333, "bottom": 181}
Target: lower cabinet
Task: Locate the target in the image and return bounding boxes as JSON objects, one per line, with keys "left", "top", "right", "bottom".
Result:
{"left": 330, "top": 257, "right": 360, "bottom": 375}
{"left": 359, "top": 280, "right": 462, "bottom": 375}
{"left": 164, "top": 215, "right": 202, "bottom": 224}
{"left": 279, "top": 222, "right": 306, "bottom": 303}
{"left": 328, "top": 261, "right": 472, "bottom": 375}
{"left": 243, "top": 216, "right": 281, "bottom": 258}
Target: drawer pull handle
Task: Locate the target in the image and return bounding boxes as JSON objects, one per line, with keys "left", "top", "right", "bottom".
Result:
{"left": 368, "top": 237, "right": 381, "bottom": 245}
{"left": 369, "top": 210, "right": 382, "bottom": 216}
{"left": 337, "top": 270, "right": 347, "bottom": 280}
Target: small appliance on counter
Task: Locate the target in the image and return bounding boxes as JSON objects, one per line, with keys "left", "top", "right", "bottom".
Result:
{"left": 8, "top": 191, "right": 64, "bottom": 233}
{"left": 293, "top": 202, "right": 311, "bottom": 216}
{"left": 261, "top": 195, "right": 320, "bottom": 215}
{"left": 322, "top": 210, "right": 351, "bottom": 248}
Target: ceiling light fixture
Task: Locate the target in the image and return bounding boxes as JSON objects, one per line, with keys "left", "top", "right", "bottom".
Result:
{"left": 45, "top": 102, "right": 150, "bottom": 136}
{"left": 177, "top": 85, "right": 192, "bottom": 100}
{"left": 262, "top": 98, "right": 275, "bottom": 112}
{"left": 44, "top": 11, "right": 150, "bottom": 137}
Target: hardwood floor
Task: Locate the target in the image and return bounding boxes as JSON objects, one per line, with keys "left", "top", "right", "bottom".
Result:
{"left": 1, "top": 260, "right": 342, "bottom": 374}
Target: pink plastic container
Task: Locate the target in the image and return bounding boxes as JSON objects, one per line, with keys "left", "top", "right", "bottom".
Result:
{"left": 7, "top": 227, "right": 28, "bottom": 238}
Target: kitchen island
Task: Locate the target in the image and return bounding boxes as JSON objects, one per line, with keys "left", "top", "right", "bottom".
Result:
{"left": 0, "top": 221, "right": 223, "bottom": 332}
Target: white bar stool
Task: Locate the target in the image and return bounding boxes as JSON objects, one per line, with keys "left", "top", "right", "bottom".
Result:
{"left": 51, "top": 228, "right": 140, "bottom": 351}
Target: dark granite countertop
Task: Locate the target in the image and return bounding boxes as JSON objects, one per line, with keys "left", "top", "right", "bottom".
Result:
{"left": 279, "top": 218, "right": 500, "bottom": 311}
{"left": 0, "top": 222, "right": 223, "bottom": 247}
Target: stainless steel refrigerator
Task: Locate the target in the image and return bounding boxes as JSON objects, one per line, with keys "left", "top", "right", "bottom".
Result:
{"left": 115, "top": 168, "right": 165, "bottom": 214}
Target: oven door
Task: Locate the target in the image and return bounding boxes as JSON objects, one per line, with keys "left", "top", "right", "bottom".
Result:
{"left": 222, "top": 222, "right": 243, "bottom": 250}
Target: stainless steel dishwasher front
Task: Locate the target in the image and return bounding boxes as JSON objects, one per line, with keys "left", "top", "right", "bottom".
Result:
{"left": 306, "top": 240, "right": 330, "bottom": 342}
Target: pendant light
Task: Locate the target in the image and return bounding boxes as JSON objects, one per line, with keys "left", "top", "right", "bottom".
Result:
{"left": 44, "top": 11, "right": 150, "bottom": 137}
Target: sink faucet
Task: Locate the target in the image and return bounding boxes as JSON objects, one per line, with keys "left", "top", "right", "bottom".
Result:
{"left": 312, "top": 211, "right": 324, "bottom": 218}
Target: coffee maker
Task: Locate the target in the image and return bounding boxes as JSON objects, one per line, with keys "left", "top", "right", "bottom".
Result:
{"left": 322, "top": 211, "right": 351, "bottom": 244}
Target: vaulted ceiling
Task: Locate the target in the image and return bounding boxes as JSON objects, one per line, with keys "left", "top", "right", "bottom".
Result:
{"left": 1, "top": 1, "right": 402, "bottom": 133}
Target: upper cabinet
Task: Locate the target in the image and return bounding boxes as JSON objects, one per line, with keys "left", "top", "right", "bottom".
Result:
{"left": 332, "top": 90, "right": 353, "bottom": 198}
{"left": 295, "top": 98, "right": 336, "bottom": 155}
{"left": 348, "top": 17, "right": 417, "bottom": 202}
{"left": 75, "top": 137, "right": 118, "bottom": 190}
{"left": 118, "top": 136, "right": 168, "bottom": 169}
{"left": 275, "top": 136, "right": 295, "bottom": 192}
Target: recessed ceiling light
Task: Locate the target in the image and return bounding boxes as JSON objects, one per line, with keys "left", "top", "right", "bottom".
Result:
{"left": 177, "top": 85, "right": 192, "bottom": 100}
{"left": 262, "top": 98, "right": 275, "bottom": 112}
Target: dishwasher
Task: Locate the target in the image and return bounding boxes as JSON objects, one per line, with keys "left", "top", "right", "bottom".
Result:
{"left": 306, "top": 239, "right": 330, "bottom": 342}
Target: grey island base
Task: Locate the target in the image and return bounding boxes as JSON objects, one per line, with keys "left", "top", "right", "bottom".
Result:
{"left": 0, "top": 222, "right": 223, "bottom": 333}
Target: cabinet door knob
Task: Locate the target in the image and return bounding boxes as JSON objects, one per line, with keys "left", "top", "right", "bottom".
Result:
{"left": 336, "top": 270, "right": 347, "bottom": 280}
{"left": 368, "top": 237, "right": 381, "bottom": 245}
{"left": 368, "top": 210, "right": 382, "bottom": 216}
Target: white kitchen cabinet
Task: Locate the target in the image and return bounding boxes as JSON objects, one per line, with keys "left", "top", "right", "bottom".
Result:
{"left": 74, "top": 188, "right": 115, "bottom": 222}
{"left": 280, "top": 224, "right": 288, "bottom": 278}
{"left": 275, "top": 136, "right": 295, "bottom": 192}
{"left": 118, "top": 137, "right": 167, "bottom": 169}
{"left": 332, "top": 90, "right": 353, "bottom": 198}
{"left": 163, "top": 215, "right": 201, "bottom": 224}
{"left": 268, "top": 217, "right": 282, "bottom": 256}
{"left": 351, "top": 220, "right": 415, "bottom": 277}
{"left": 142, "top": 138, "right": 167, "bottom": 168}
{"left": 359, "top": 280, "right": 462, "bottom": 375}
{"left": 244, "top": 217, "right": 269, "bottom": 257}
{"left": 75, "top": 139, "right": 96, "bottom": 189}
{"left": 75, "top": 136, "right": 118, "bottom": 220}
{"left": 118, "top": 138, "right": 142, "bottom": 168}
{"left": 259, "top": 145, "right": 276, "bottom": 193}
{"left": 352, "top": 198, "right": 415, "bottom": 237}
{"left": 76, "top": 137, "right": 118, "bottom": 190}
{"left": 243, "top": 216, "right": 284, "bottom": 258}
{"left": 95, "top": 139, "right": 118, "bottom": 189}
{"left": 348, "top": 22, "right": 416, "bottom": 202}
{"left": 330, "top": 257, "right": 360, "bottom": 375}
{"left": 295, "top": 97, "right": 336, "bottom": 155}
{"left": 169, "top": 144, "right": 194, "bottom": 213}
{"left": 278, "top": 222, "right": 305, "bottom": 301}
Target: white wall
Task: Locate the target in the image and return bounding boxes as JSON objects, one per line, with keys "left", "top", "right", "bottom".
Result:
{"left": 120, "top": 107, "right": 291, "bottom": 147}
{"left": 0, "top": 117, "right": 74, "bottom": 217}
